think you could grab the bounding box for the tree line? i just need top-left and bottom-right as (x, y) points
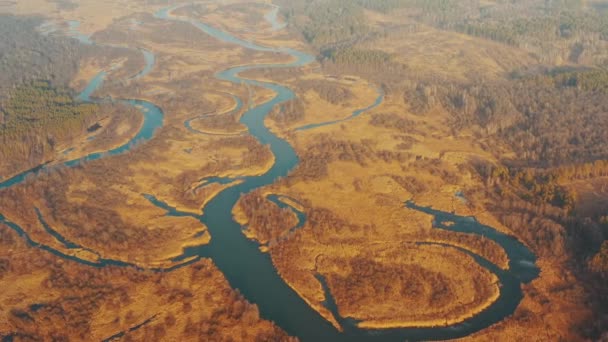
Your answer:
(0, 81), (102, 177)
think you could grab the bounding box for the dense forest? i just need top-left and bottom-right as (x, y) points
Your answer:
(417, 68), (608, 167)
(0, 14), (140, 178)
(0, 81), (101, 177)
(471, 158), (608, 336)
(280, 0), (608, 64)
(0, 15), (83, 102)
(0, 77), (137, 179)
(0, 15), (88, 177)
(279, 0), (608, 167)
(277, 0), (370, 48)
(1, 81), (98, 133)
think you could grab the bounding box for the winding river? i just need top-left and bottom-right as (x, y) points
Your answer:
(0, 4), (540, 341)
(184, 92), (245, 136)
(155, 5), (540, 341)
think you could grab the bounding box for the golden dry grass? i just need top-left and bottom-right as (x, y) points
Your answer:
(0, 0), (593, 339)
(363, 13), (537, 82)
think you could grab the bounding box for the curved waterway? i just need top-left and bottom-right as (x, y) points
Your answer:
(0, 22), (177, 270)
(131, 48), (156, 80)
(0, 5), (541, 341)
(184, 92), (245, 136)
(155, 5), (540, 341)
(1, 16), (162, 191)
(295, 87), (384, 131)
(0, 70), (163, 191)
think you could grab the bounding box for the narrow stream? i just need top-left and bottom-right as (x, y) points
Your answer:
(184, 92), (244, 136)
(0, 20), (170, 269)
